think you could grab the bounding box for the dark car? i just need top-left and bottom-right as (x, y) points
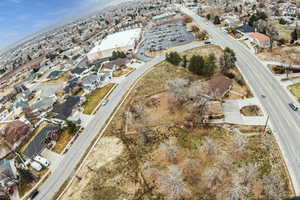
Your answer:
(29, 189), (39, 199)
(204, 41), (211, 44)
(289, 103), (298, 111)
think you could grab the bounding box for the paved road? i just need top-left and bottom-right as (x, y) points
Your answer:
(34, 42), (204, 200)
(178, 5), (300, 195)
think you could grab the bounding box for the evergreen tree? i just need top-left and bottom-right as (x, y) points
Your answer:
(188, 55), (205, 75)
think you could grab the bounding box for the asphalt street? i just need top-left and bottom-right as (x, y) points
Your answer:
(178, 5), (300, 195)
(34, 42), (204, 200)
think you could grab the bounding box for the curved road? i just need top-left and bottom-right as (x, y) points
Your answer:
(178, 5), (300, 195)
(34, 42), (204, 200)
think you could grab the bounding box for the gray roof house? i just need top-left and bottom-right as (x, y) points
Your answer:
(30, 97), (55, 112)
(52, 96), (81, 120)
(0, 159), (17, 187)
(81, 74), (102, 92)
(23, 124), (61, 158)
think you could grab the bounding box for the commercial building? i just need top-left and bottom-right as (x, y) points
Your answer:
(87, 28), (142, 62)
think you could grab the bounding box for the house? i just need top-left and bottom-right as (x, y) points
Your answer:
(52, 96), (81, 120)
(0, 159), (17, 191)
(0, 141), (11, 160)
(70, 67), (89, 77)
(207, 73), (233, 99)
(0, 107), (9, 122)
(0, 120), (32, 155)
(30, 97), (55, 112)
(23, 124), (61, 158)
(248, 32), (270, 48)
(238, 24), (255, 34)
(64, 78), (81, 95)
(105, 58), (130, 70)
(47, 70), (63, 80)
(81, 74), (102, 92)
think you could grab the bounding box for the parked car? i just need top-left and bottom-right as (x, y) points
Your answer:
(29, 189), (39, 199)
(289, 103), (298, 111)
(33, 155), (50, 168)
(204, 41), (211, 44)
(30, 161), (42, 171)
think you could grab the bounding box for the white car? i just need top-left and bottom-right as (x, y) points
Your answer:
(33, 156), (50, 168)
(101, 99), (109, 106)
(30, 161), (42, 171)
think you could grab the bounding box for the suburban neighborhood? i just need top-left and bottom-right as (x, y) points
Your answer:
(0, 0), (300, 199)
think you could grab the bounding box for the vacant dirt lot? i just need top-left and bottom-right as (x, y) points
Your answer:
(60, 46), (292, 200)
(259, 46), (300, 65)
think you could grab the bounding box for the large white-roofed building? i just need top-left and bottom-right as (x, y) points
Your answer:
(87, 28), (142, 62)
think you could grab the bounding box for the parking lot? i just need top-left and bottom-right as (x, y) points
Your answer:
(137, 22), (195, 61)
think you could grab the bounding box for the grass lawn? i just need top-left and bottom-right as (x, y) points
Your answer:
(113, 67), (135, 77)
(288, 83), (300, 101)
(18, 168), (49, 197)
(53, 130), (74, 154)
(83, 83), (116, 115)
(279, 29), (293, 41)
(43, 75), (69, 84)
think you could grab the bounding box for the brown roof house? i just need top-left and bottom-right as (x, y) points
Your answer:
(207, 73), (233, 100)
(0, 121), (32, 159)
(248, 32), (270, 48)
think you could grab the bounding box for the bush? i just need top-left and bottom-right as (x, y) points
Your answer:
(166, 52), (182, 66)
(224, 72), (235, 79)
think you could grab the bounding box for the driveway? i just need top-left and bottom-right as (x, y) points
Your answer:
(41, 149), (64, 172)
(223, 98), (267, 126)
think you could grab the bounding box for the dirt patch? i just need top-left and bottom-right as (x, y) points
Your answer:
(240, 105), (263, 116)
(61, 136), (124, 200)
(259, 46), (300, 65)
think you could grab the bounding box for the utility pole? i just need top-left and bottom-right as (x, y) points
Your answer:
(263, 115), (269, 133)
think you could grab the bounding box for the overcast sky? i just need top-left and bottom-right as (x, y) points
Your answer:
(0, 0), (114, 49)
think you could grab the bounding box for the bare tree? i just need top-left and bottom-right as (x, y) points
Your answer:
(233, 134), (248, 153)
(199, 137), (220, 155)
(130, 104), (146, 121)
(166, 78), (189, 104)
(202, 166), (225, 190)
(216, 153), (233, 172)
(159, 138), (181, 164)
(237, 163), (259, 185)
(226, 181), (250, 200)
(262, 172), (286, 200)
(156, 165), (192, 200)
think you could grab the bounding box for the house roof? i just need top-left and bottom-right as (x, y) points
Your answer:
(207, 74), (233, 99)
(30, 97), (54, 111)
(47, 70), (62, 79)
(105, 58), (129, 69)
(82, 74), (100, 86)
(0, 159), (14, 181)
(238, 24), (255, 33)
(0, 141), (12, 160)
(64, 78), (80, 94)
(23, 124), (60, 158)
(14, 100), (29, 109)
(248, 32), (270, 44)
(71, 67), (87, 75)
(52, 96), (80, 120)
(0, 120), (30, 147)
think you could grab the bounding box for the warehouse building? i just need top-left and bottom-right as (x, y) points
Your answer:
(87, 28), (142, 62)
